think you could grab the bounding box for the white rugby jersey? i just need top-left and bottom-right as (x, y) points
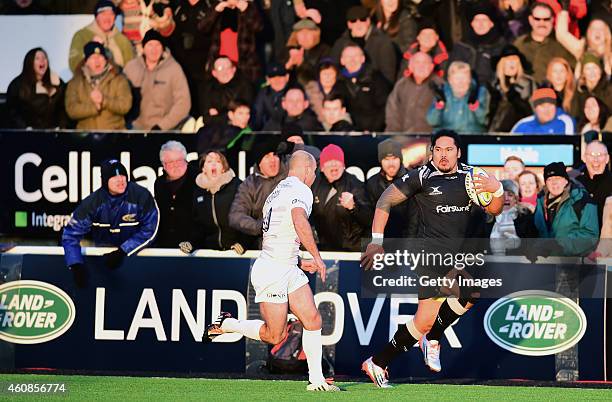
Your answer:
(260, 176), (313, 265)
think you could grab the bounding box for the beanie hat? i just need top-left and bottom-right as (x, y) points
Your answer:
(142, 29), (165, 49)
(346, 6), (370, 22)
(94, 0), (116, 16)
(466, 1), (498, 23)
(83, 41), (107, 60)
(101, 159), (128, 190)
(544, 162), (569, 181)
(531, 87), (556, 107)
(377, 139), (402, 163)
(320, 144), (345, 166)
(581, 52), (603, 70)
(501, 179), (519, 197)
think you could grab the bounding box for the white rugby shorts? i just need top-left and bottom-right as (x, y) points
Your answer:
(251, 258), (309, 303)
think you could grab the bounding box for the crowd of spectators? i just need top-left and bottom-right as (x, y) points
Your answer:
(1, 1), (610, 260)
(2, 0), (610, 136)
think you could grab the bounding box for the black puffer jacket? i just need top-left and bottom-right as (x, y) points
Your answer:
(339, 64), (392, 132)
(191, 170), (244, 250)
(311, 171), (373, 251)
(197, 72), (255, 125)
(449, 30), (507, 85)
(153, 162), (198, 248)
(228, 163), (288, 247)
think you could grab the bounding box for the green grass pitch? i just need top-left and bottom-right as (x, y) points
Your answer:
(0, 374), (610, 401)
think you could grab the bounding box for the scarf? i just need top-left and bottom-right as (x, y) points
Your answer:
(195, 169), (235, 195)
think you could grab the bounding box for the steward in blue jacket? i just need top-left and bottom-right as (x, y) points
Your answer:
(62, 159), (159, 287)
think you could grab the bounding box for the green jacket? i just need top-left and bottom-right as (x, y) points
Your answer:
(65, 64), (132, 130)
(534, 183), (599, 256)
(69, 21), (134, 73)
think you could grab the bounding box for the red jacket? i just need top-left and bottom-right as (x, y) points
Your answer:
(539, 0), (587, 38)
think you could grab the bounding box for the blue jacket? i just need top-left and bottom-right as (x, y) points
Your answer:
(511, 107), (576, 134)
(426, 80), (490, 133)
(62, 182), (160, 266)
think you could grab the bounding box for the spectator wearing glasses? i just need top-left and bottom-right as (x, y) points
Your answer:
(154, 141), (198, 248)
(513, 2), (575, 83)
(330, 5), (397, 84)
(575, 140), (611, 231)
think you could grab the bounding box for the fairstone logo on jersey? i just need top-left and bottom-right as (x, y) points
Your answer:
(484, 290), (587, 356)
(0, 280), (76, 344)
(435, 204), (470, 214)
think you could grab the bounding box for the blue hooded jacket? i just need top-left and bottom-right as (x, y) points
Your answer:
(62, 182), (159, 266)
(511, 107), (576, 134)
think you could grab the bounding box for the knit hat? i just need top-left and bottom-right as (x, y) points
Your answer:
(581, 52), (603, 69)
(320, 144), (345, 166)
(501, 179), (519, 197)
(377, 139), (402, 163)
(100, 159), (128, 190)
(94, 0), (116, 16)
(416, 17), (437, 33)
(293, 18), (319, 31)
(544, 162), (569, 181)
(84, 41), (107, 60)
(531, 87), (556, 107)
(466, 1), (498, 23)
(142, 29), (165, 49)
(266, 62), (287, 77)
(346, 6), (370, 22)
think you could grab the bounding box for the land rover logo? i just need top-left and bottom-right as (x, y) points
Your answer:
(0, 280), (76, 344)
(484, 290), (587, 356)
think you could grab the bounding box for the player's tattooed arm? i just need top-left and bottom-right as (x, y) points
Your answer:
(375, 184), (408, 213)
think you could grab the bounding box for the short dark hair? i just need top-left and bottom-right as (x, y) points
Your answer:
(504, 155), (525, 166)
(323, 93), (346, 107)
(228, 99), (250, 112)
(430, 129), (462, 150)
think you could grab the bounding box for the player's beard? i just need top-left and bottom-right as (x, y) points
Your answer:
(435, 159), (456, 173)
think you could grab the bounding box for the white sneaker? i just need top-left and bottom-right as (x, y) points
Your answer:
(306, 381), (341, 392)
(361, 357), (392, 388)
(419, 335), (441, 372)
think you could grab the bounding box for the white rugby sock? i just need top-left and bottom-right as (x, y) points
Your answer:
(221, 318), (263, 341)
(302, 328), (326, 384)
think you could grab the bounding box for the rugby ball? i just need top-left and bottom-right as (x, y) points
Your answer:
(465, 167), (493, 207)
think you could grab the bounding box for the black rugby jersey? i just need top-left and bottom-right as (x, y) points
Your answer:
(393, 161), (474, 239)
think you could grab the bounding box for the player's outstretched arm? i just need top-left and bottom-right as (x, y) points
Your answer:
(362, 184), (409, 270)
(292, 207), (326, 282)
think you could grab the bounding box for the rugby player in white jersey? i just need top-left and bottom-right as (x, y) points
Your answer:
(204, 151), (340, 392)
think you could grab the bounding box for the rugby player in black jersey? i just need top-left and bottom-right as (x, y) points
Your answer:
(361, 130), (504, 387)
